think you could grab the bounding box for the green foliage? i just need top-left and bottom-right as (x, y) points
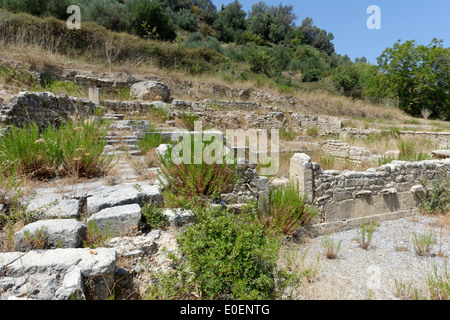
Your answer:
(419, 176), (450, 214)
(124, 0), (176, 40)
(358, 219), (376, 250)
(176, 207), (282, 299)
(180, 112), (199, 131)
(412, 231), (437, 257)
(183, 32), (223, 54)
(0, 120), (115, 179)
(158, 137), (237, 209)
(83, 220), (114, 248)
(141, 202), (168, 230)
(32, 78), (83, 97)
(306, 125), (318, 137)
(138, 133), (165, 155)
(301, 69), (322, 82)
(397, 139), (431, 162)
(171, 8), (199, 32)
(377, 154), (395, 166)
(260, 182), (317, 235)
(331, 64), (360, 92)
(213, 0), (246, 42)
(245, 46), (275, 76)
(279, 126), (296, 140)
(321, 235), (342, 259)
(376, 39), (450, 119)
(427, 261), (450, 300)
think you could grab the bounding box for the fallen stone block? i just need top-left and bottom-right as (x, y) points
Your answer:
(87, 203), (142, 236)
(163, 208), (195, 227)
(0, 248), (116, 300)
(86, 183), (161, 214)
(26, 195), (80, 219)
(14, 219), (87, 251)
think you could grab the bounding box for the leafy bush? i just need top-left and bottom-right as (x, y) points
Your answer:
(124, 0), (176, 40)
(176, 207), (282, 299)
(141, 202), (168, 230)
(259, 182), (317, 235)
(301, 69), (322, 82)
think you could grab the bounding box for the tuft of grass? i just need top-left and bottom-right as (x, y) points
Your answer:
(180, 112), (199, 131)
(358, 219), (376, 250)
(83, 220), (114, 249)
(412, 231), (437, 257)
(280, 126), (296, 141)
(138, 133), (165, 156)
(306, 125), (318, 137)
(321, 235), (342, 259)
(427, 261), (450, 300)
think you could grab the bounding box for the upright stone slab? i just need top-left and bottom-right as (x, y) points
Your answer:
(290, 153), (314, 203)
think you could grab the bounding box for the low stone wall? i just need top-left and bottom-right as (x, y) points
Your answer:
(340, 128), (450, 145)
(318, 140), (379, 165)
(220, 159), (270, 212)
(291, 114), (343, 132)
(0, 92), (96, 129)
(290, 153), (450, 236)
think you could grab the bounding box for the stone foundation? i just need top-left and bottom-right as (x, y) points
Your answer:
(290, 153), (450, 237)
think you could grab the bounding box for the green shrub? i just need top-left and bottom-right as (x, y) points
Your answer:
(0, 120), (115, 179)
(141, 202), (168, 230)
(138, 133), (165, 155)
(358, 219), (376, 250)
(301, 69), (322, 82)
(259, 182), (317, 236)
(377, 154), (394, 166)
(124, 0), (176, 40)
(280, 126), (296, 140)
(397, 139), (431, 162)
(176, 207), (282, 299)
(158, 137), (237, 210)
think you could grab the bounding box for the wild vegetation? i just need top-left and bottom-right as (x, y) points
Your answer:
(2, 0), (448, 119)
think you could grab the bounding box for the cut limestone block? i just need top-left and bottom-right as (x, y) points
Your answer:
(14, 219), (87, 251)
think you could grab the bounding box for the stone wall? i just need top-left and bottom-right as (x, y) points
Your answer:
(318, 140), (379, 165)
(0, 92), (96, 129)
(291, 114), (344, 132)
(339, 128), (450, 145)
(220, 159), (270, 213)
(290, 153), (450, 236)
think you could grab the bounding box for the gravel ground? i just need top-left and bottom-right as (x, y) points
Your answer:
(288, 214), (449, 300)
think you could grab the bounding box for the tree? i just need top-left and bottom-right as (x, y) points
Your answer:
(124, 0), (177, 41)
(213, 0), (246, 43)
(376, 39), (450, 119)
(331, 65), (360, 92)
(84, 0), (126, 32)
(247, 1), (296, 44)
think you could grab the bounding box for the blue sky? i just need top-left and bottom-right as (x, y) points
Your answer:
(212, 0), (450, 64)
